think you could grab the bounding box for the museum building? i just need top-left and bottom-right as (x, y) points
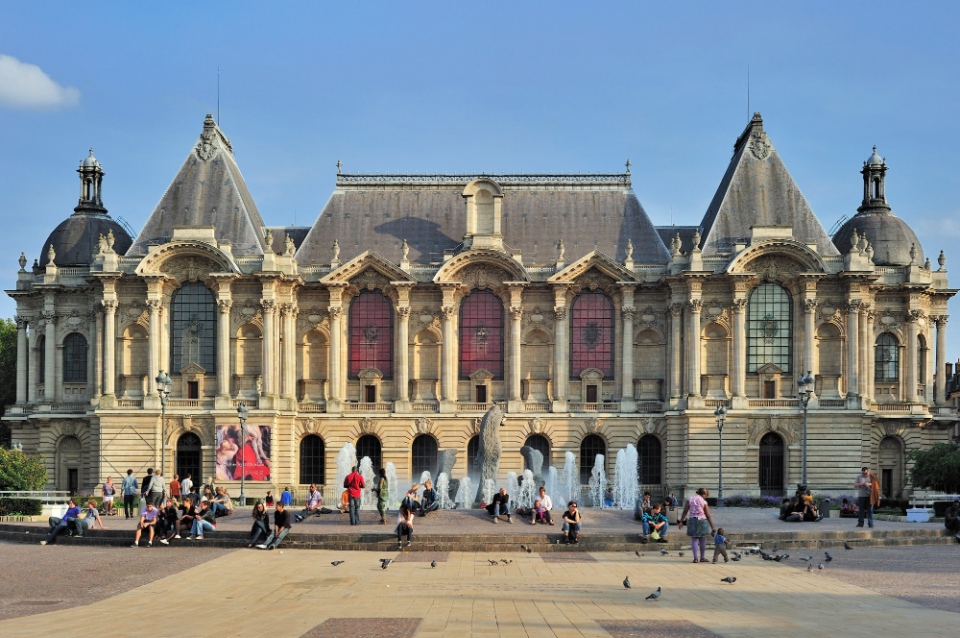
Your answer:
(4, 113), (956, 501)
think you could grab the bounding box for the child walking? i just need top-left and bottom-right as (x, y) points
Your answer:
(712, 527), (729, 563)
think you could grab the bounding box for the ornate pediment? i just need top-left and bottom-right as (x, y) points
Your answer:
(755, 362), (784, 376)
(179, 362), (207, 376)
(321, 250), (415, 287)
(135, 241), (238, 280)
(548, 250), (637, 287)
(727, 240), (826, 278)
(433, 248), (529, 284)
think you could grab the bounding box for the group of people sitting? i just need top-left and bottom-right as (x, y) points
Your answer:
(481, 485), (582, 542)
(778, 488), (824, 522)
(134, 485), (236, 546)
(635, 491), (678, 543)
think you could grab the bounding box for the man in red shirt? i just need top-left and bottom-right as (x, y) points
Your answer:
(169, 474), (181, 499)
(344, 466), (365, 526)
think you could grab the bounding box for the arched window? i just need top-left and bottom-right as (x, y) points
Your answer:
(170, 282), (217, 373)
(460, 291), (504, 379)
(747, 283), (792, 373)
(875, 333), (899, 382)
(411, 434), (438, 480)
(176, 433), (202, 484)
(356, 434), (382, 471)
(523, 434), (550, 467)
(63, 333), (88, 383)
(758, 432), (785, 497)
(466, 435), (480, 480)
(579, 434), (606, 485)
(36, 334), (46, 382)
(299, 435), (325, 485)
(570, 292), (614, 377)
(637, 435), (662, 485)
(348, 291), (393, 379)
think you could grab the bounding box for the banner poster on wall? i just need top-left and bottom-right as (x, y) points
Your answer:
(216, 425), (271, 481)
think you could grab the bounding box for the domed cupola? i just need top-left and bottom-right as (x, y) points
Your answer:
(38, 149), (133, 267)
(831, 147), (923, 267)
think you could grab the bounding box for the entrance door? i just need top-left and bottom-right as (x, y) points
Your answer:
(68, 468), (79, 495)
(176, 433), (203, 484)
(758, 433), (784, 497)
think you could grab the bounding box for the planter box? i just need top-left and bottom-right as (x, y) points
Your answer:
(905, 507), (933, 523)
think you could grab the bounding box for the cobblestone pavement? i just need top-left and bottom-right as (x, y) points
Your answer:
(1, 541), (957, 636)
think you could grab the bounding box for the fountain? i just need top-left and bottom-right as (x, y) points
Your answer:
(473, 404), (504, 505)
(436, 472), (453, 509)
(505, 471), (519, 506)
(482, 478), (495, 506)
(559, 451), (579, 506)
(612, 444), (639, 510)
(589, 454), (606, 508)
(517, 469), (537, 509)
(386, 462), (400, 509)
(545, 466), (560, 509)
(359, 456), (376, 509)
(454, 476), (474, 509)
(334, 443), (357, 501)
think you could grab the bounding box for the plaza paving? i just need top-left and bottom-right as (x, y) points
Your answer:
(1, 523), (958, 637)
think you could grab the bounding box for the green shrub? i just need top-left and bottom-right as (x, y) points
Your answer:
(908, 443), (960, 493)
(0, 447), (47, 491)
(0, 497), (42, 516)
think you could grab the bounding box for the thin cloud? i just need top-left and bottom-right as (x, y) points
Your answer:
(0, 54), (80, 110)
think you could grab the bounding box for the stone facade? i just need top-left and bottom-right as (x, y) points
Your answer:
(4, 113), (957, 501)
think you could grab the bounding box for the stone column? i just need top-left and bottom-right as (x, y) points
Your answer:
(687, 299), (702, 398)
(440, 306), (457, 408)
(282, 304), (297, 401)
(43, 312), (57, 401)
(731, 299), (746, 399)
(15, 316), (27, 404)
(669, 302), (683, 400)
(552, 286), (569, 410)
(864, 307), (875, 402)
(906, 311), (920, 403)
(93, 308), (103, 399)
(803, 299), (817, 381)
(396, 306), (410, 405)
(147, 299), (161, 395)
(620, 286), (635, 410)
(507, 283), (525, 410)
(262, 300), (276, 397)
(327, 300), (343, 406)
(858, 305), (870, 399)
(103, 301), (117, 398)
(935, 315), (948, 405)
(845, 300), (860, 399)
(217, 300), (232, 398)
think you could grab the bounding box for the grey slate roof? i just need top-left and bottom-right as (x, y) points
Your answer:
(698, 113), (839, 257)
(656, 226), (700, 256)
(295, 174), (670, 266)
(127, 115), (269, 256)
(265, 226), (311, 255)
(39, 212), (133, 268)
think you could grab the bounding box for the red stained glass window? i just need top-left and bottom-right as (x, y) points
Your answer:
(348, 291), (393, 379)
(459, 291), (504, 379)
(570, 292), (614, 378)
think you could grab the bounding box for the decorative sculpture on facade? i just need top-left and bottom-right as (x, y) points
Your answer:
(473, 403), (504, 505)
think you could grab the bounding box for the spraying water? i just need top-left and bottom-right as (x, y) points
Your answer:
(482, 478), (495, 506)
(517, 469), (537, 509)
(359, 456), (375, 510)
(589, 454), (606, 508)
(559, 451), (579, 506)
(436, 472), (452, 509)
(612, 444), (639, 509)
(335, 443), (357, 502)
(455, 476), (474, 510)
(385, 462), (400, 509)
(545, 466), (560, 510)
(505, 471), (519, 506)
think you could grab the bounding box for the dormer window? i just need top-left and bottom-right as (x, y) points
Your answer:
(462, 178), (504, 251)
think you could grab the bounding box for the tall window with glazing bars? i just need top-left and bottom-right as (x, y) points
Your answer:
(170, 282), (217, 373)
(348, 291), (394, 379)
(747, 283), (792, 373)
(570, 291), (614, 377)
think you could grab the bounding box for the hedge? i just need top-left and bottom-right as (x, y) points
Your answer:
(0, 497), (43, 516)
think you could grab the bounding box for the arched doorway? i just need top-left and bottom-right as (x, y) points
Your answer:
(758, 432), (784, 497)
(579, 434), (606, 485)
(56, 436), (83, 494)
(523, 434), (550, 469)
(299, 434), (325, 485)
(411, 434), (438, 481)
(878, 436), (904, 499)
(176, 433), (202, 485)
(637, 435), (662, 485)
(356, 435), (382, 471)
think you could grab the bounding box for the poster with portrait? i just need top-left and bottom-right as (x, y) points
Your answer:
(216, 425), (271, 481)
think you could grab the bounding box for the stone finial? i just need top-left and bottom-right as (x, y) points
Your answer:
(850, 228), (859, 250)
(692, 227), (701, 251)
(264, 228), (274, 247)
(336, 159), (343, 174)
(938, 250), (946, 271)
(18, 252), (27, 271)
(625, 159), (631, 175)
(556, 239), (565, 262)
(401, 238), (410, 260)
(909, 243), (917, 265)
(672, 232), (682, 257)
(625, 238), (633, 261)
(284, 234), (296, 257)
(106, 229), (115, 251)
(332, 239), (341, 262)
(866, 242), (874, 262)
(47, 244), (56, 265)
(924, 257), (931, 270)
(857, 233), (868, 254)
(97, 233), (108, 255)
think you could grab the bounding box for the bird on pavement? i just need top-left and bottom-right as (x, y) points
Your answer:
(807, 563), (813, 573)
(799, 556), (813, 562)
(380, 559), (393, 570)
(331, 560), (344, 566)
(824, 552), (834, 562)
(720, 577), (736, 584)
(731, 553), (741, 562)
(488, 559), (499, 565)
(659, 548), (669, 556)
(678, 552), (685, 557)
(520, 544), (527, 551)
(431, 560), (437, 568)
(818, 562), (824, 573)
(623, 576), (631, 589)
(646, 587), (661, 601)
(844, 542), (853, 550)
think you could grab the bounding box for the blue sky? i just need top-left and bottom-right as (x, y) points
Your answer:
(2, 2), (959, 364)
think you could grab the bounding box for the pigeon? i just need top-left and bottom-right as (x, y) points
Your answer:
(720, 576), (736, 584)
(771, 546), (779, 554)
(488, 559), (499, 565)
(807, 563), (813, 573)
(645, 587), (661, 601)
(380, 558), (393, 570)
(844, 542), (853, 550)
(331, 560), (345, 566)
(799, 556), (813, 562)
(430, 560), (437, 568)
(635, 550), (642, 558)
(731, 554), (741, 562)
(659, 548), (669, 556)
(678, 552), (685, 557)
(520, 544), (527, 551)
(526, 548), (532, 554)
(817, 562), (824, 573)
(772, 555), (784, 562)
(623, 576), (631, 589)
(824, 552), (834, 562)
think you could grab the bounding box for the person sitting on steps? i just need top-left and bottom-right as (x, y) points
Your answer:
(530, 486), (554, 525)
(641, 503), (669, 543)
(486, 487), (512, 523)
(561, 501), (582, 544)
(294, 483), (324, 523)
(418, 479), (439, 517)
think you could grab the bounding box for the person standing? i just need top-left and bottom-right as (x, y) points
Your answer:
(180, 473), (193, 499)
(150, 470), (166, 507)
(140, 468), (154, 509)
(712, 527), (729, 563)
(121, 469), (138, 519)
(854, 467), (875, 528)
(375, 468), (389, 525)
(102, 477), (116, 516)
(169, 474), (181, 500)
(344, 465), (365, 526)
(280, 487), (293, 507)
(680, 487), (715, 563)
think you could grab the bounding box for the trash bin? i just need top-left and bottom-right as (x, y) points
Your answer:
(666, 506), (679, 525)
(818, 497), (831, 518)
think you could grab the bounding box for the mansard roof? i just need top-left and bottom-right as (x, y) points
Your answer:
(295, 173), (670, 267)
(128, 115), (269, 257)
(698, 113), (839, 257)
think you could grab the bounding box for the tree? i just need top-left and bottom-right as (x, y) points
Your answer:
(0, 317), (15, 447)
(908, 442), (960, 494)
(0, 447), (47, 491)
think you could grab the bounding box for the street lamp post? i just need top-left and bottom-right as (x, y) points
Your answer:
(715, 405), (726, 507)
(237, 402), (249, 505)
(798, 371), (815, 488)
(155, 372), (172, 477)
